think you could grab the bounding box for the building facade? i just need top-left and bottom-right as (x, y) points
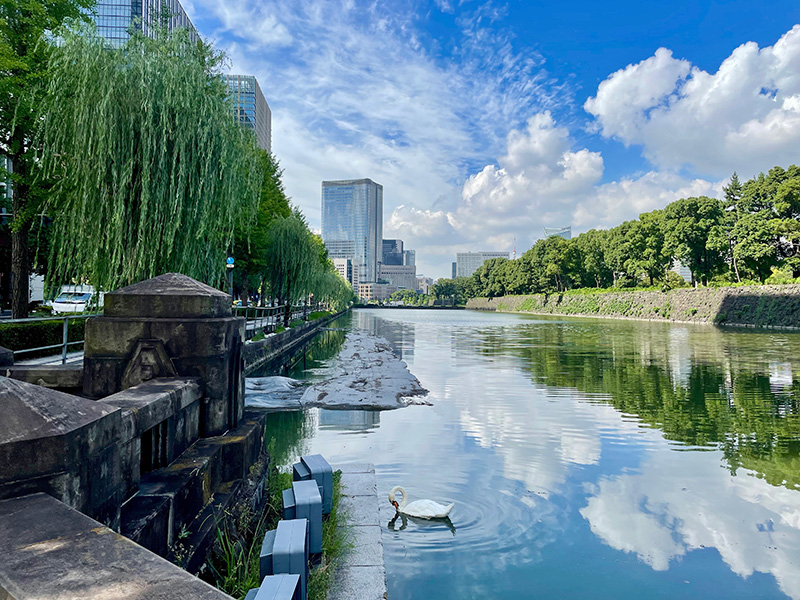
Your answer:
(332, 258), (353, 287)
(452, 262), (457, 279)
(358, 282), (396, 302)
(455, 252), (510, 278)
(544, 226), (572, 240)
(224, 75), (272, 153)
(416, 276), (433, 294)
(322, 179), (383, 284)
(403, 249), (415, 267)
(382, 239), (404, 266)
(379, 264), (417, 290)
(93, 0), (198, 47)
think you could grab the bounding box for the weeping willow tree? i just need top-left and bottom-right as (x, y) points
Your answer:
(36, 24), (261, 291)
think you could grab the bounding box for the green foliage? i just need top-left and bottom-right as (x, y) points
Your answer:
(37, 24), (261, 291)
(0, 316), (87, 356)
(463, 164), (800, 301)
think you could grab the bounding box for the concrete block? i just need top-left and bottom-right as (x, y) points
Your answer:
(292, 460), (310, 482)
(282, 488), (296, 520)
(292, 480), (322, 554)
(255, 574), (301, 600)
(300, 454), (332, 515)
(273, 519), (309, 600)
(245, 589), (260, 600)
(259, 529), (277, 581)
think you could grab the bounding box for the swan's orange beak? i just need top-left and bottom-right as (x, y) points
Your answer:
(391, 500), (399, 510)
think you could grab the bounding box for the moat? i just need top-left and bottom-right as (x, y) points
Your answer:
(258, 308), (800, 600)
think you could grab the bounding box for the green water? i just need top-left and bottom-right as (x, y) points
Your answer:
(258, 309), (800, 599)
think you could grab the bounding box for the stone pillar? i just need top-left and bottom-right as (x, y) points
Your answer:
(83, 273), (245, 436)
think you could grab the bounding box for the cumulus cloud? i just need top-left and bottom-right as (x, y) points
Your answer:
(585, 25), (800, 178)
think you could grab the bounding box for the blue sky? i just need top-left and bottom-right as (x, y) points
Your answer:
(183, 0), (800, 278)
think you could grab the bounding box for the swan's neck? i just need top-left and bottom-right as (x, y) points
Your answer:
(390, 486), (408, 509)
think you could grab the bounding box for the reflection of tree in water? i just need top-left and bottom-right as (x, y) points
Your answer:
(485, 321), (800, 490)
(265, 410), (312, 468)
(282, 328), (348, 378)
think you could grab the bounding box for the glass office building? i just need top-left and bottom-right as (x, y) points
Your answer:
(224, 75), (272, 153)
(382, 239), (404, 266)
(93, 0), (198, 47)
(455, 251), (510, 278)
(322, 179), (383, 284)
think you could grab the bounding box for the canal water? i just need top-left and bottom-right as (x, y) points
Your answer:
(253, 308), (800, 599)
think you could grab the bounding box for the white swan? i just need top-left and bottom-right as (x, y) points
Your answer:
(388, 485), (454, 519)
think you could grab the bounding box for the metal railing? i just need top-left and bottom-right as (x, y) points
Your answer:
(233, 304), (307, 340)
(6, 314), (91, 365)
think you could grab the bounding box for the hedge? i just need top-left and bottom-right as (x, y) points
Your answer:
(0, 317), (90, 358)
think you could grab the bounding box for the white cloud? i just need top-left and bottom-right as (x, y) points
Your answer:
(585, 25), (800, 178)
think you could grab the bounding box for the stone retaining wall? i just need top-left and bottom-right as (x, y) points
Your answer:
(466, 284), (800, 329)
(244, 310), (348, 375)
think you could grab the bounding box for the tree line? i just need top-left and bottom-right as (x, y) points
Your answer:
(433, 165), (800, 302)
(0, 1), (353, 317)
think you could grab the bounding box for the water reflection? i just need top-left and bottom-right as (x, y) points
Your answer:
(265, 310), (800, 599)
(388, 512), (457, 536)
(319, 409), (381, 431)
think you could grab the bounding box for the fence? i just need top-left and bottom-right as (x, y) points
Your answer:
(233, 304), (307, 340)
(3, 314), (89, 364)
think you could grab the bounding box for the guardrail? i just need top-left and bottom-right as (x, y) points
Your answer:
(5, 314), (91, 365)
(233, 305), (307, 340)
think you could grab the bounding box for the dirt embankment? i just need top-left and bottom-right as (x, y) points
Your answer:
(466, 284), (800, 329)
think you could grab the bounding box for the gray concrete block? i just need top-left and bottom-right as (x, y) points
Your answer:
(328, 566), (387, 600)
(300, 454), (332, 515)
(292, 480), (322, 554)
(339, 472), (377, 497)
(259, 529), (276, 581)
(339, 494), (380, 527)
(282, 488), (295, 520)
(339, 525), (383, 568)
(244, 589), (260, 600)
(255, 574), (301, 600)
(292, 460), (310, 482)
(273, 518), (309, 600)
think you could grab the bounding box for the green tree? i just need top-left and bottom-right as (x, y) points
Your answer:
(626, 210), (670, 286)
(664, 197), (725, 285)
(0, 0), (94, 316)
(37, 26), (261, 292)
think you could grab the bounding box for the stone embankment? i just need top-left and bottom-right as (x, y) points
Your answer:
(466, 284), (800, 329)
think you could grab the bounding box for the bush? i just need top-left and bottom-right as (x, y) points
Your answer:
(0, 317), (89, 358)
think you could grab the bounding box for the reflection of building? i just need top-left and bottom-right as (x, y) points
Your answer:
(358, 282), (396, 301)
(224, 75), (272, 153)
(318, 409), (381, 431)
(322, 179), (383, 283)
(455, 251), (509, 278)
(379, 264), (416, 289)
(544, 226), (572, 240)
(382, 239), (404, 265)
(352, 310), (416, 360)
(94, 0), (199, 47)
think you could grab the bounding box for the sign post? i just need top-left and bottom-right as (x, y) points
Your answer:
(226, 256), (234, 300)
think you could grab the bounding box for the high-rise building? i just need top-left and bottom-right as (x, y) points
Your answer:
(403, 249), (415, 267)
(93, 0), (199, 47)
(225, 75), (272, 153)
(544, 226), (572, 240)
(379, 264), (416, 290)
(382, 239), (404, 266)
(452, 262), (457, 279)
(456, 251), (510, 278)
(322, 179), (383, 283)
(416, 276), (433, 294)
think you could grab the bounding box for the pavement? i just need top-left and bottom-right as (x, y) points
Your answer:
(330, 463), (388, 600)
(15, 350), (84, 366)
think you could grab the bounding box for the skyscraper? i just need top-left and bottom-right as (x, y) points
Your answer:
(322, 179), (383, 283)
(225, 75), (272, 153)
(403, 249), (415, 267)
(93, 0), (199, 47)
(382, 239), (404, 266)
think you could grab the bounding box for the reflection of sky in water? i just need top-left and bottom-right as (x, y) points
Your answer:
(262, 309), (800, 599)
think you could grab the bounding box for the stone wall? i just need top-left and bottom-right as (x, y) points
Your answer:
(244, 310), (347, 375)
(466, 284), (800, 329)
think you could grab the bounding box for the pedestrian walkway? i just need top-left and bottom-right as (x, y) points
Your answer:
(330, 463), (387, 600)
(15, 350), (84, 366)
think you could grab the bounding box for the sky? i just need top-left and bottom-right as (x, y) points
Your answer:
(182, 0), (800, 279)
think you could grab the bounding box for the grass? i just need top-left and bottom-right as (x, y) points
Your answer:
(307, 310), (332, 321)
(208, 467), (347, 600)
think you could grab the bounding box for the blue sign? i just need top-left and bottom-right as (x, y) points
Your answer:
(226, 256), (235, 269)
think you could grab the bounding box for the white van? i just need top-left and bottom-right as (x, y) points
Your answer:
(51, 285), (104, 314)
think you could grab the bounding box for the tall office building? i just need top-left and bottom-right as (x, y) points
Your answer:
(456, 251), (510, 278)
(322, 179), (383, 283)
(403, 249), (415, 267)
(93, 0), (199, 47)
(379, 264), (417, 290)
(225, 75), (272, 153)
(382, 239), (404, 266)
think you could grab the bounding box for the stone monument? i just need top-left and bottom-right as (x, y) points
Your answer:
(83, 273), (245, 436)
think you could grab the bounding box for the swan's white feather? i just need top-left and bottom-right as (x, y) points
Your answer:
(401, 499), (454, 519)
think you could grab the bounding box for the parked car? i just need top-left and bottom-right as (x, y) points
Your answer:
(51, 285), (104, 314)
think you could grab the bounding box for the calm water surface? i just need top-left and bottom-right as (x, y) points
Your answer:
(254, 309), (800, 599)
